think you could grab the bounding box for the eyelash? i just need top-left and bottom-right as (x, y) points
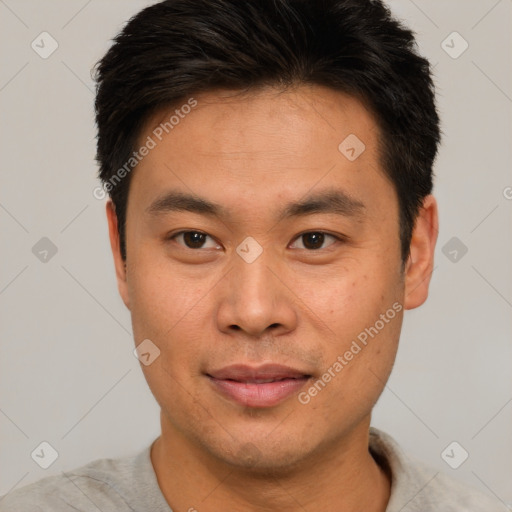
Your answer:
(167, 230), (345, 251)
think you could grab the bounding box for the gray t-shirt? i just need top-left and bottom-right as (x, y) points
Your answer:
(0, 428), (507, 511)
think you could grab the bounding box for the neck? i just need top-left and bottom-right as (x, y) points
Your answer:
(151, 414), (391, 512)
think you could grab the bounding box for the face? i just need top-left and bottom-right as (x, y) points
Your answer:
(107, 85), (437, 471)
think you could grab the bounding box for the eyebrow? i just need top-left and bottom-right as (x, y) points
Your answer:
(145, 189), (365, 221)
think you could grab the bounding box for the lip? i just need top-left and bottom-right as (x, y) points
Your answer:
(206, 364), (312, 408)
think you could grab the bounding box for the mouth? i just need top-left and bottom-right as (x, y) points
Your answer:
(206, 364), (312, 408)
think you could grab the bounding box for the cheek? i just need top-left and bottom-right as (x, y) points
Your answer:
(305, 309), (402, 432)
(127, 253), (205, 338)
(295, 261), (403, 385)
(127, 260), (220, 388)
(294, 266), (398, 333)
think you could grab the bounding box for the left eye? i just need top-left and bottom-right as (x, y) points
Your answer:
(169, 230), (339, 251)
(290, 232), (339, 250)
(171, 231), (220, 249)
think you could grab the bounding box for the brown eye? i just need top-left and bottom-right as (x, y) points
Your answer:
(183, 232), (206, 248)
(291, 232), (338, 250)
(172, 231), (220, 249)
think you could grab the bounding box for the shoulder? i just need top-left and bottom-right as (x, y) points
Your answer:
(369, 427), (509, 512)
(0, 448), (148, 512)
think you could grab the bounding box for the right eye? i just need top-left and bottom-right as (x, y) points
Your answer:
(168, 231), (221, 250)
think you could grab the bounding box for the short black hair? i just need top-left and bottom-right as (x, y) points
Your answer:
(94, 0), (441, 262)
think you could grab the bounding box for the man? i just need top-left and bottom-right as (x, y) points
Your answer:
(1, 0), (507, 511)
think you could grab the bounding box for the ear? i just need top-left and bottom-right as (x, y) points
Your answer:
(106, 200), (130, 310)
(403, 195), (438, 310)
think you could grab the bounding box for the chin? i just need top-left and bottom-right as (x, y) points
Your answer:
(201, 431), (318, 477)
(225, 449), (306, 476)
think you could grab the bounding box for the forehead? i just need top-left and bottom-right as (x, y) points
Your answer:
(145, 85), (379, 157)
(129, 85), (393, 220)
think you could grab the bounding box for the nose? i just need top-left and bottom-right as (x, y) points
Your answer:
(216, 249), (298, 338)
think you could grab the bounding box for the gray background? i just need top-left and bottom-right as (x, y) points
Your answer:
(1, 0), (511, 507)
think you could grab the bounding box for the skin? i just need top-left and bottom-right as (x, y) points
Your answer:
(106, 85), (438, 512)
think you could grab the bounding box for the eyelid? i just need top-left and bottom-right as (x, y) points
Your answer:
(289, 231), (344, 250)
(167, 229), (347, 251)
(168, 230), (221, 249)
